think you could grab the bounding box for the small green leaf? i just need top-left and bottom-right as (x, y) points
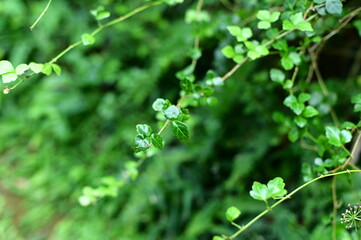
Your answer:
(341, 121), (356, 130)
(41, 63), (52, 76)
(282, 80), (293, 89)
(250, 181), (268, 201)
(52, 64), (62, 76)
(221, 45), (235, 58)
(288, 127), (299, 142)
(162, 0), (184, 5)
(152, 98), (167, 112)
(267, 177), (287, 199)
(258, 21), (271, 29)
(303, 106), (319, 118)
(282, 20), (294, 30)
(96, 11), (110, 21)
(325, 126), (341, 147)
(29, 62), (44, 74)
(164, 105), (181, 120)
(298, 93), (311, 103)
(136, 124), (152, 136)
(172, 121), (189, 140)
(296, 21), (314, 32)
(133, 134), (151, 152)
(351, 94), (361, 112)
(289, 52), (301, 65)
(325, 0), (342, 14)
(150, 133), (164, 150)
(226, 206), (241, 222)
(0, 60), (15, 75)
(269, 12), (281, 22)
(2, 73), (17, 83)
(284, 95), (305, 115)
(212, 236), (224, 240)
(294, 116), (307, 128)
(340, 130), (352, 144)
(81, 33), (96, 46)
(256, 10), (271, 21)
(281, 56), (294, 70)
(270, 68), (285, 84)
(15, 64), (29, 75)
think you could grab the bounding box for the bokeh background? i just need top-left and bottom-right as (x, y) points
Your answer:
(0, 0), (361, 239)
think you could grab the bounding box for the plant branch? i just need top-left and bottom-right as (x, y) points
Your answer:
(30, 0), (53, 31)
(228, 170), (361, 239)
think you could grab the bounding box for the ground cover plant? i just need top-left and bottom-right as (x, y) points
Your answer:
(0, 0), (361, 239)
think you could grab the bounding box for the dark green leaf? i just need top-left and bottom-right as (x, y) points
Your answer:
(171, 121), (189, 140)
(150, 133), (164, 150)
(133, 134), (151, 152)
(325, 0), (342, 14)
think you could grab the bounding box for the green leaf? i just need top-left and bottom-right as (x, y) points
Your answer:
(258, 21), (271, 29)
(325, 0), (342, 14)
(96, 11), (110, 21)
(341, 121), (356, 130)
(29, 62), (44, 73)
(226, 206), (241, 222)
(41, 63), (52, 76)
(0, 60), (15, 75)
(289, 52), (301, 65)
(303, 106), (319, 118)
(284, 95), (304, 115)
(256, 10), (271, 21)
(133, 134), (151, 152)
(282, 20), (294, 30)
(221, 45), (235, 58)
(282, 80), (293, 89)
(351, 94), (361, 112)
(290, 12), (304, 26)
(164, 105), (181, 120)
(249, 181), (268, 201)
(296, 21), (314, 32)
(15, 64), (29, 75)
(340, 130), (352, 144)
(294, 116), (307, 128)
(150, 133), (164, 150)
(52, 64), (62, 76)
(136, 124), (152, 136)
(81, 33), (96, 46)
(227, 26), (252, 42)
(269, 12), (281, 22)
(267, 177), (287, 199)
(171, 121), (189, 140)
(152, 98), (167, 112)
(270, 68), (285, 84)
(298, 93), (311, 103)
(288, 127), (299, 142)
(212, 236), (224, 240)
(2, 73), (17, 83)
(281, 56), (294, 70)
(325, 126), (341, 147)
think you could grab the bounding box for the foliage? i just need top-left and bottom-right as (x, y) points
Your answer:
(0, 0), (360, 239)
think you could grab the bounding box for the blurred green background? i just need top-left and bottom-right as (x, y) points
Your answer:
(0, 0), (361, 239)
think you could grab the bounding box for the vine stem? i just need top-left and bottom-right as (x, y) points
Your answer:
(49, 1), (163, 64)
(30, 0), (53, 31)
(228, 170), (361, 240)
(331, 176), (337, 240)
